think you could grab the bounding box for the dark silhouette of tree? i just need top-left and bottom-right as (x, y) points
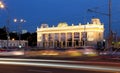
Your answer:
(21, 32), (31, 40)
(9, 32), (18, 40)
(27, 32), (37, 47)
(0, 27), (7, 40)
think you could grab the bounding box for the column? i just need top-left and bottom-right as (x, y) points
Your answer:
(65, 33), (67, 48)
(79, 32), (81, 46)
(52, 33), (55, 48)
(40, 34), (43, 48)
(61, 33), (63, 48)
(59, 33), (61, 48)
(46, 34), (49, 48)
(72, 32), (74, 47)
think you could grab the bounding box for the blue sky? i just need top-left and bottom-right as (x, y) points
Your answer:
(0, 0), (120, 36)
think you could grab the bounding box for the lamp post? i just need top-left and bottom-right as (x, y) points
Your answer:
(0, 1), (10, 49)
(14, 19), (26, 48)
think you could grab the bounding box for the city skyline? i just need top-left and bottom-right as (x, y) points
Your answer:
(0, 0), (120, 36)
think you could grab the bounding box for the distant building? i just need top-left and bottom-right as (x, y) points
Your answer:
(0, 40), (28, 48)
(12, 31), (17, 33)
(22, 30), (27, 34)
(12, 30), (28, 34)
(37, 18), (104, 48)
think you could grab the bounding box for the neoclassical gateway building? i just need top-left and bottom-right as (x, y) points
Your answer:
(37, 18), (104, 48)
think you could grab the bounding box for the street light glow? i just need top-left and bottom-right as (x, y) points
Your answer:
(20, 19), (26, 22)
(0, 4), (4, 8)
(0, 1), (5, 9)
(14, 19), (17, 22)
(20, 19), (24, 22)
(14, 18), (26, 23)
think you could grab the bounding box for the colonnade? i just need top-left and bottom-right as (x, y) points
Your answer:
(41, 32), (85, 48)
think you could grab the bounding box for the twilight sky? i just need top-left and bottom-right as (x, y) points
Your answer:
(0, 0), (120, 36)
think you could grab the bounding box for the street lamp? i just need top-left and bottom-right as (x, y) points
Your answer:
(14, 18), (26, 48)
(0, 1), (10, 49)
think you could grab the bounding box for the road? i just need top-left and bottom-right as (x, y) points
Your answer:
(0, 57), (120, 73)
(0, 64), (111, 73)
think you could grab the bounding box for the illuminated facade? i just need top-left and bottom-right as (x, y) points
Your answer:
(37, 18), (104, 48)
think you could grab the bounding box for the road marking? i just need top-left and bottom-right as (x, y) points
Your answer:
(28, 69), (52, 73)
(0, 61), (119, 72)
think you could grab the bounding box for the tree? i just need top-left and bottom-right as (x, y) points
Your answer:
(9, 32), (18, 40)
(0, 27), (7, 40)
(21, 32), (31, 40)
(27, 32), (37, 47)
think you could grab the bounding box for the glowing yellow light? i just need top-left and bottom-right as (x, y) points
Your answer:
(0, 4), (4, 8)
(12, 38), (15, 41)
(0, 1), (5, 9)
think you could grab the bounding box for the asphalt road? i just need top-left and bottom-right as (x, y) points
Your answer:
(0, 57), (120, 73)
(0, 64), (112, 73)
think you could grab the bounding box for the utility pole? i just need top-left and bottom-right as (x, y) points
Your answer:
(87, 0), (112, 49)
(6, 14), (10, 50)
(14, 19), (26, 48)
(108, 0), (113, 48)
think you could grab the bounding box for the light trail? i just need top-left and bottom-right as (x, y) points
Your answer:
(0, 61), (119, 72)
(0, 58), (119, 65)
